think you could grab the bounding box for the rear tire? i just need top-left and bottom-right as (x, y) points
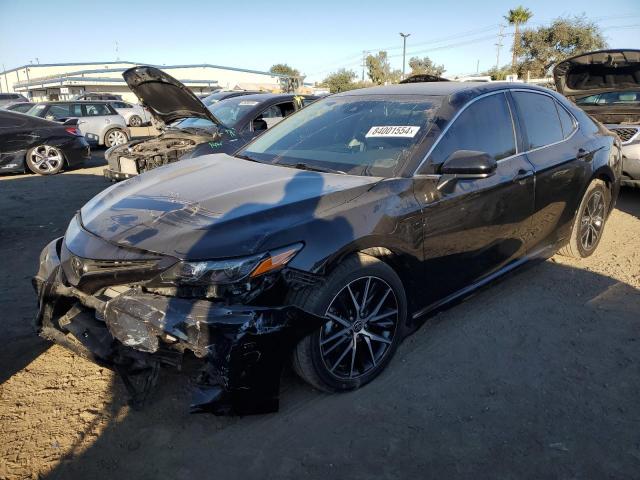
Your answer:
(290, 253), (407, 392)
(129, 115), (142, 127)
(25, 145), (65, 175)
(559, 179), (609, 258)
(104, 128), (128, 148)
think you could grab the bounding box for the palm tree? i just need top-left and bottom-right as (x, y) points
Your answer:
(505, 6), (533, 70)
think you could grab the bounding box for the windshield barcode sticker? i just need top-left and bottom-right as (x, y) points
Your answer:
(365, 126), (420, 138)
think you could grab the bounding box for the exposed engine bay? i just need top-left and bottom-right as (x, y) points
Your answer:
(107, 132), (212, 176)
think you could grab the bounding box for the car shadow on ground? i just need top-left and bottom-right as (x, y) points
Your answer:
(0, 149), (110, 384)
(37, 260), (640, 480)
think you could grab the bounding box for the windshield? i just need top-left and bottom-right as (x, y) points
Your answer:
(577, 91), (640, 106)
(238, 94), (442, 177)
(208, 96), (263, 127)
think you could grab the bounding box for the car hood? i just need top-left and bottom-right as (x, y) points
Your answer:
(553, 49), (640, 98)
(80, 153), (381, 260)
(122, 66), (222, 126)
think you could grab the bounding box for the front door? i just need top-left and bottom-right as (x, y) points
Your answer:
(414, 92), (535, 305)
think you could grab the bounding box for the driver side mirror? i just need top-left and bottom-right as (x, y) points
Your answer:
(440, 150), (497, 178)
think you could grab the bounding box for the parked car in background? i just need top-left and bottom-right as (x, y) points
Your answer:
(34, 81), (620, 414)
(73, 93), (123, 101)
(107, 100), (150, 126)
(3, 101), (33, 113)
(104, 65), (317, 180)
(554, 49), (640, 187)
(201, 90), (262, 106)
(26, 101), (130, 147)
(0, 110), (90, 175)
(0, 93), (29, 107)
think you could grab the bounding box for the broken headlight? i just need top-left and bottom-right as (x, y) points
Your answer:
(160, 243), (303, 286)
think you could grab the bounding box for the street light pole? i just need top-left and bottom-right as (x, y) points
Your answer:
(399, 32), (411, 79)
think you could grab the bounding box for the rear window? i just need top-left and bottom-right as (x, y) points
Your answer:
(512, 92), (563, 149)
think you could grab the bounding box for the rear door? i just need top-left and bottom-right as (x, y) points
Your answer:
(79, 103), (115, 141)
(414, 91), (535, 304)
(511, 91), (587, 251)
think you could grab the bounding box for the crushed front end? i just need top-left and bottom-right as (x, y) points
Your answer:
(33, 216), (323, 415)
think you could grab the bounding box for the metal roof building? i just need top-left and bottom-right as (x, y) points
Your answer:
(0, 61), (295, 102)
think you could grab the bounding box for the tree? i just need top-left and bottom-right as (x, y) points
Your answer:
(366, 51), (391, 85)
(505, 6), (533, 69)
(408, 56), (445, 77)
(484, 65), (512, 81)
(517, 16), (607, 78)
(321, 69), (358, 93)
(269, 64), (300, 77)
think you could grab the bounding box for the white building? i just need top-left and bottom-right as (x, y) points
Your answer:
(0, 61), (296, 102)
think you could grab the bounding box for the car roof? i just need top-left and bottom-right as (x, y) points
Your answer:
(226, 93), (297, 102)
(34, 100), (114, 104)
(334, 81), (552, 97)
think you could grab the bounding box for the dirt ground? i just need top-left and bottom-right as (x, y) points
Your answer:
(1, 152), (639, 479)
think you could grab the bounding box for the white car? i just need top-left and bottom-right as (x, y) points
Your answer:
(108, 101), (151, 127)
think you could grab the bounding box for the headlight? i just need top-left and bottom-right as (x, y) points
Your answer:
(160, 243), (303, 286)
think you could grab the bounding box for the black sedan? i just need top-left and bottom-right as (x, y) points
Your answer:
(104, 66), (317, 180)
(0, 110), (90, 175)
(33, 81), (621, 414)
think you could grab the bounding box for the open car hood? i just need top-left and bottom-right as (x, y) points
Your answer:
(553, 49), (640, 98)
(122, 66), (222, 126)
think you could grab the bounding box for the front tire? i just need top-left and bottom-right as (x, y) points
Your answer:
(290, 253), (407, 392)
(559, 179), (609, 258)
(25, 145), (65, 175)
(104, 128), (128, 148)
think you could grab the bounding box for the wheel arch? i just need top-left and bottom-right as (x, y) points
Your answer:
(320, 244), (422, 319)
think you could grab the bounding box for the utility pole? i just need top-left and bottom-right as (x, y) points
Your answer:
(361, 50), (366, 82)
(495, 25), (505, 70)
(476, 59), (480, 74)
(2, 64), (8, 93)
(399, 32), (411, 79)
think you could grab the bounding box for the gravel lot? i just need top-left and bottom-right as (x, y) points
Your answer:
(1, 151), (639, 479)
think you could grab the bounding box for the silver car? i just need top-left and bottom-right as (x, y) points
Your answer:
(26, 101), (130, 147)
(108, 100), (151, 127)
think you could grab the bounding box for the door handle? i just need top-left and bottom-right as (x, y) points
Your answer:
(577, 148), (590, 160)
(513, 169), (533, 183)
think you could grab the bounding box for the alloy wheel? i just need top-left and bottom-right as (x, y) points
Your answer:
(580, 190), (605, 251)
(320, 276), (399, 380)
(107, 130), (127, 146)
(29, 145), (63, 173)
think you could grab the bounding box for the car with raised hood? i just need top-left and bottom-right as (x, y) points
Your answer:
(0, 110), (90, 175)
(34, 81), (621, 415)
(103, 66), (317, 181)
(554, 49), (640, 187)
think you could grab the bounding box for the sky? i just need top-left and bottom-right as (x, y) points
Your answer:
(0, 0), (638, 83)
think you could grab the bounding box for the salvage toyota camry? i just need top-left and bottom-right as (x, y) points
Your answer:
(34, 82), (621, 415)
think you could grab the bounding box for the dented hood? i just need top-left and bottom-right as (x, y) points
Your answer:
(123, 66), (222, 126)
(553, 49), (640, 98)
(80, 154), (380, 260)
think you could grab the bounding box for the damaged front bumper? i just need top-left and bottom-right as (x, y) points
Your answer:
(33, 238), (324, 415)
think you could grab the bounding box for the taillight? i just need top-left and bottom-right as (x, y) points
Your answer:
(65, 127), (82, 136)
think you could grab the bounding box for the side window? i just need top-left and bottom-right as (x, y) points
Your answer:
(256, 103), (294, 129)
(556, 103), (576, 139)
(429, 93), (516, 164)
(84, 103), (111, 116)
(512, 92), (563, 150)
(46, 104), (72, 119)
(112, 102), (129, 108)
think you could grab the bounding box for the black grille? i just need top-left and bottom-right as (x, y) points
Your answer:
(610, 127), (639, 143)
